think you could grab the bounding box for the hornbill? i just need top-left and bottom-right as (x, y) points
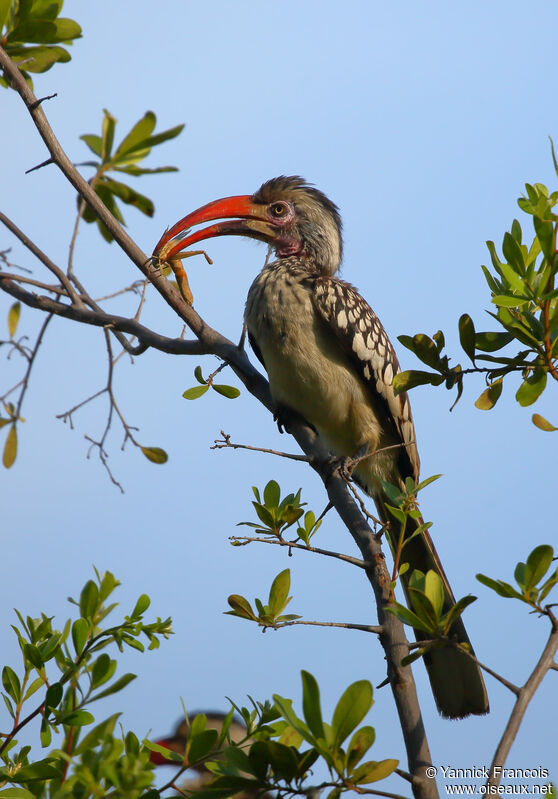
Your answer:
(150, 713), (268, 799)
(153, 176), (489, 719)
(150, 712), (247, 769)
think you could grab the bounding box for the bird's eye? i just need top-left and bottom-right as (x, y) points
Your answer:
(270, 202), (287, 217)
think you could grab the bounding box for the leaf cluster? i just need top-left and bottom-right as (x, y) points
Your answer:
(178, 673), (398, 799)
(0, 569), (172, 798)
(237, 480), (321, 543)
(225, 568), (301, 627)
(0, 0), (81, 89)
(182, 366), (240, 401)
(385, 570), (477, 665)
(394, 142), (558, 430)
(78, 110), (184, 242)
(477, 544), (558, 613)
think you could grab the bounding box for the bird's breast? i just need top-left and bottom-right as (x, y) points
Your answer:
(245, 264), (399, 486)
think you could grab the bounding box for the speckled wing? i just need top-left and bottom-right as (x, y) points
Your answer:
(313, 276), (420, 481)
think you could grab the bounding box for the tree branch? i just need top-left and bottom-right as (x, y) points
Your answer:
(230, 534), (369, 570)
(487, 615), (558, 787)
(265, 619), (383, 634)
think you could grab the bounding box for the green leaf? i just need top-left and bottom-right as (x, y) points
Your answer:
(80, 133), (102, 157)
(80, 579), (99, 619)
(5, 43), (71, 74)
(2, 666), (21, 703)
(534, 216), (555, 259)
(101, 109), (116, 161)
(476, 574), (525, 601)
(408, 588), (439, 628)
(8, 302), (20, 337)
(140, 446), (168, 464)
(91, 653), (115, 687)
(113, 111), (156, 159)
(393, 369), (442, 395)
(8, 18), (81, 44)
(183, 385), (210, 400)
(142, 740), (184, 764)
(474, 331), (514, 352)
(2, 692), (14, 718)
(301, 670), (324, 740)
(45, 682), (62, 710)
(331, 680), (373, 747)
(212, 384), (241, 399)
(123, 124), (185, 155)
(0, 789), (36, 798)
(351, 758), (398, 784)
(442, 595), (477, 632)
(516, 369), (547, 407)
(22, 643), (43, 669)
(409, 334), (442, 369)
(131, 593), (150, 618)
(113, 164), (178, 176)
(71, 617), (89, 655)
(60, 710), (94, 727)
(22, 676), (44, 702)
(89, 673), (136, 702)
(502, 231), (525, 273)
(491, 294), (530, 308)
(524, 545), (554, 590)
(458, 314), (476, 363)
(226, 595), (257, 621)
(346, 725), (375, 772)
(102, 178), (154, 217)
(268, 569), (291, 616)
(194, 365), (206, 385)
(474, 379), (503, 410)
(272, 695), (312, 744)
(0, 0), (13, 31)
(9, 758), (63, 781)
(188, 728), (219, 763)
(384, 603), (433, 634)
(263, 480), (281, 507)
(3, 424), (17, 468)
(423, 570), (445, 617)
(532, 413), (558, 432)
(253, 502), (275, 528)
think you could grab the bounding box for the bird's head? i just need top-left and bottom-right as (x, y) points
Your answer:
(153, 176), (343, 275)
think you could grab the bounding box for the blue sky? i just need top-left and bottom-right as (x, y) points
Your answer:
(2, 0), (557, 790)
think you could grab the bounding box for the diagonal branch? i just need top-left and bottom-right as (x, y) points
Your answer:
(487, 615), (558, 787)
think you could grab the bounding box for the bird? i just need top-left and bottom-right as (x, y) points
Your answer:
(150, 712), (247, 769)
(153, 176), (489, 719)
(150, 713), (269, 799)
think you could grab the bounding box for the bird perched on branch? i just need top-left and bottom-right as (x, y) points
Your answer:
(154, 176), (489, 719)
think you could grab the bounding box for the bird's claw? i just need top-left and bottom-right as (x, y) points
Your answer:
(273, 404), (315, 435)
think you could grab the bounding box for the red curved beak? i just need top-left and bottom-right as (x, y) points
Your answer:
(153, 195), (278, 261)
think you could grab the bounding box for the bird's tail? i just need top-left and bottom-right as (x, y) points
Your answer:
(379, 500), (489, 719)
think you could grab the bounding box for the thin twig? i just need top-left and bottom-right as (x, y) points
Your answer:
(407, 640), (520, 695)
(212, 430), (310, 462)
(0, 210), (82, 305)
(264, 619), (382, 634)
(346, 480), (384, 528)
(230, 534), (369, 569)
(0, 277), (210, 355)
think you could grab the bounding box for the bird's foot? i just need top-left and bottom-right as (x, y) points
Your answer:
(273, 404), (315, 435)
(329, 444), (370, 483)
